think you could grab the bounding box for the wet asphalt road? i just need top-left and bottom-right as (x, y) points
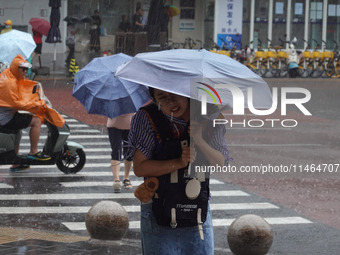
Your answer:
(0, 77), (339, 254)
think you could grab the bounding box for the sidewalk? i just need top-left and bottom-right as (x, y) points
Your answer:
(0, 226), (142, 254)
(33, 51), (102, 76)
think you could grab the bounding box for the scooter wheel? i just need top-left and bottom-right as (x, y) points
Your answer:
(56, 148), (86, 174)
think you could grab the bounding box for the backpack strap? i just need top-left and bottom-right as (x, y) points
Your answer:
(141, 103), (183, 183)
(140, 103), (173, 144)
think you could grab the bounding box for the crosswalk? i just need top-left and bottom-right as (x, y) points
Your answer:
(0, 115), (313, 236)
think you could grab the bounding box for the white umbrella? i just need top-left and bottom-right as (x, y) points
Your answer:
(115, 49), (272, 110)
(0, 30), (36, 64)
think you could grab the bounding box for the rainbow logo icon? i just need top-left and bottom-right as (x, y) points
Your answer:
(196, 82), (223, 106)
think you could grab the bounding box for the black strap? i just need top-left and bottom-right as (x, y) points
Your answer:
(141, 103), (173, 142)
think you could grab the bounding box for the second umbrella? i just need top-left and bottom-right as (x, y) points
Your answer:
(29, 18), (51, 36)
(73, 53), (151, 119)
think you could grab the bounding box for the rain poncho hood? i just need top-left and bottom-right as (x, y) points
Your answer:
(0, 54), (64, 127)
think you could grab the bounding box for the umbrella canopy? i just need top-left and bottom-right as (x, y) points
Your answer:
(73, 53), (151, 118)
(115, 49), (272, 109)
(0, 29), (36, 64)
(64, 15), (92, 24)
(29, 18), (51, 36)
(165, 5), (180, 17)
(45, 0), (62, 43)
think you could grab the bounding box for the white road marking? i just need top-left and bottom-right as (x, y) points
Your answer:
(63, 119), (80, 122)
(0, 164), (120, 171)
(17, 142), (111, 146)
(59, 179), (224, 187)
(0, 203), (278, 214)
(0, 183), (14, 189)
(62, 216), (312, 231)
(21, 135), (109, 139)
(66, 124), (90, 128)
(229, 144), (322, 147)
(0, 190), (249, 200)
(0, 205), (139, 214)
(210, 202), (279, 210)
(70, 129), (102, 133)
(14, 148), (111, 154)
(213, 217), (312, 226)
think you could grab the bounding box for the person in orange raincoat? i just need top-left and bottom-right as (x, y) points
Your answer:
(0, 55), (60, 171)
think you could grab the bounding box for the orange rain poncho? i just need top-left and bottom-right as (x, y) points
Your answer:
(0, 55), (65, 127)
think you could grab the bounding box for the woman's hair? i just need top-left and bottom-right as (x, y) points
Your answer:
(148, 87), (190, 104)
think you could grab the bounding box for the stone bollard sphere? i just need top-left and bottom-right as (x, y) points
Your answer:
(86, 200), (129, 241)
(227, 214), (273, 255)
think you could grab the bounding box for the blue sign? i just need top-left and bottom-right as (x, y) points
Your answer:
(217, 34), (242, 49)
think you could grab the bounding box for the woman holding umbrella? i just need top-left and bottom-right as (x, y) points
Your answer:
(29, 18), (50, 68)
(127, 87), (229, 254)
(31, 28), (43, 68)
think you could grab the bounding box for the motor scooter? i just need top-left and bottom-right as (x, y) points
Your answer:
(0, 82), (86, 174)
(287, 37), (299, 78)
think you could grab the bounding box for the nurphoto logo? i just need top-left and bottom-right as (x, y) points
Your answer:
(196, 82), (312, 128)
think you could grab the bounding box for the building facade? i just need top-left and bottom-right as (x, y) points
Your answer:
(0, 0), (339, 54)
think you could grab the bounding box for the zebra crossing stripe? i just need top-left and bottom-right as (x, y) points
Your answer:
(0, 171), (224, 184)
(13, 148), (112, 153)
(0, 154), (112, 160)
(0, 165), (122, 171)
(62, 216), (313, 231)
(66, 124), (90, 128)
(38, 123), (91, 128)
(59, 179), (224, 187)
(210, 203), (278, 210)
(213, 217), (313, 226)
(20, 135), (109, 139)
(0, 203), (277, 214)
(0, 190), (249, 200)
(69, 130), (102, 133)
(0, 183), (13, 189)
(11, 142), (111, 146)
(0, 154), (111, 160)
(62, 119), (79, 122)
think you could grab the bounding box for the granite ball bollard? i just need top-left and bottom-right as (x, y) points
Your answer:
(227, 214), (273, 255)
(86, 201), (129, 241)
